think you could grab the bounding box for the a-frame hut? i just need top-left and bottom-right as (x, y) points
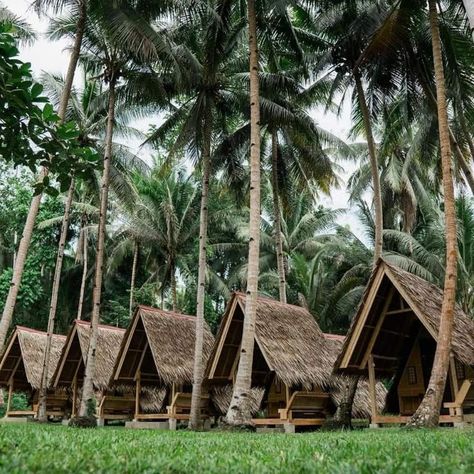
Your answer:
(52, 320), (126, 423)
(334, 259), (474, 426)
(111, 305), (214, 427)
(0, 326), (67, 419)
(205, 292), (385, 428)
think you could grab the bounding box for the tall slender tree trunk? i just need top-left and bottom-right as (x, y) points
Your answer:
(449, 129), (474, 194)
(37, 182), (75, 421)
(189, 107), (212, 430)
(225, 0), (261, 426)
(0, 0), (86, 354)
(462, 0), (474, 39)
(354, 72), (383, 263)
(129, 241), (138, 318)
(270, 131), (286, 304)
(78, 76), (116, 418)
(77, 227), (88, 321)
(170, 263), (177, 312)
(406, 0), (457, 428)
(36, 1), (87, 421)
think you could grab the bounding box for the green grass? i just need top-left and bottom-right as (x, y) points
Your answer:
(1, 423), (474, 473)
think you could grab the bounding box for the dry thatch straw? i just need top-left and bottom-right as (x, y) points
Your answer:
(112, 305), (214, 387)
(211, 385), (265, 416)
(334, 259), (474, 373)
(324, 334), (386, 418)
(53, 320), (125, 391)
(140, 386), (167, 413)
(206, 292), (333, 390)
(0, 327), (66, 391)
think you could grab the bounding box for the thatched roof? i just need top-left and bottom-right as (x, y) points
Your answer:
(112, 305), (214, 387)
(335, 259), (474, 374)
(0, 327), (66, 391)
(211, 385), (265, 416)
(53, 320), (125, 391)
(206, 292), (333, 390)
(323, 334), (386, 418)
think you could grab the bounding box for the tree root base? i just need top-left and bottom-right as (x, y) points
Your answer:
(68, 416), (97, 428)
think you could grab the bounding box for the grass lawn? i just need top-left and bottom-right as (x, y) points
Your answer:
(1, 423), (474, 473)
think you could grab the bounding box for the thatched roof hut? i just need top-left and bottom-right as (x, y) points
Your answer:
(206, 292), (384, 423)
(206, 292), (333, 390)
(52, 320), (125, 392)
(112, 305), (214, 388)
(0, 326), (66, 391)
(334, 259), (474, 375)
(334, 259), (474, 425)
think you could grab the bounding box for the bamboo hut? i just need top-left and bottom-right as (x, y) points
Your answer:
(111, 305), (214, 428)
(52, 320), (126, 423)
(334, 259), (474, 427)
(205, 292), (384, 428)
(0, 326), (66, 419)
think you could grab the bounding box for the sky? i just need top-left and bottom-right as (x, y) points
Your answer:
(5, 0), (367, 242)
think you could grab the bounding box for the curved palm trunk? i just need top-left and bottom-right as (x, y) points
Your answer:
(330, 376), (359, 429)
(36, 2), (87, 421)
(190, 108), (212, 430)
(37, 182), (75, 421)
(271, 131), (286, 304)
(225, 0), (261, 426)
(354, 72), (383, 263)
(0, 183), (43, 352)
(407, 0), (457, 428)
(78, 76), (116, 418)
(0, 0), (86, 353)
(129, 241), (138, 318)
(77, 226), (88, 321)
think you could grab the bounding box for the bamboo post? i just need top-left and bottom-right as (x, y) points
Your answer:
(449, 355), (463, 421)
(134, 370), (141, 420)
(72, 375), (78, 417)
(368, 354), (379, 428)
(5, 382), (13, 416)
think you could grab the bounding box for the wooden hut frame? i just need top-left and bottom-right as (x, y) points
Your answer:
(335, 259), (474, 427)
(52, 320), (126, 423)
(0, 327), (66, 419)
(111, 305), (214, 428)
(205, 293), (383, 428)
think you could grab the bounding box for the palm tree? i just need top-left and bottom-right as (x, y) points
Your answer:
(0, 0), (86, 358)
(0, 2), (36, 44)
(225, 0), (261, 426)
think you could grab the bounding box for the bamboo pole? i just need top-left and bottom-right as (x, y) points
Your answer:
(368, 354), (378, 427)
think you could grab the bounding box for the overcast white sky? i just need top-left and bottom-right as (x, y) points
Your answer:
(6, 0), (367, 242)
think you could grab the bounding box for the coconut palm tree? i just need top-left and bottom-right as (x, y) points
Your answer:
(225, 0), (261, 426)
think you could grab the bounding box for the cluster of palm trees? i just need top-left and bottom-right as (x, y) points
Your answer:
(1, 0), (474, 429)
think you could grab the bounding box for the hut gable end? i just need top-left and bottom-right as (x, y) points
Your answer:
(335, 260), (474, 376)
(112, 306), (214, 388)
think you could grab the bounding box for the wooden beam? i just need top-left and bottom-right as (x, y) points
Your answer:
(385, 308), (413, 316)
(359, 287), (395, 369)
(340, 266), (385, 368)
(134, 370), (141, 420)
(6, 381), (13, 414)
(72, 374), (78, 417)
(372, 354), (400, 361)
(135, 341), (149, 381)
(364, 325), (410, 338)
(208, 297), (238, 379)
(368, 354), (378, 423)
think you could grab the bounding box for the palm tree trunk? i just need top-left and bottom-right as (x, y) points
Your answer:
(35, 2), (87, 421)
(225, 0), (261, 426)
(170, 263), (177, 312)
(271, 131), (286, 304)
(0, 183), (43, 352)
(37, 181), (75, 421)
(77, 227), (88, 321)
(0, 1), (86, 354)
(406, 0), (457, 428)
(190, 107), (212, 430)
(462, 0), (474, 39)
(129, 241), (138, 318)
(354, 72), (383, 263)
(329, 376), (359, 429)
(78, 76), (116, 418)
